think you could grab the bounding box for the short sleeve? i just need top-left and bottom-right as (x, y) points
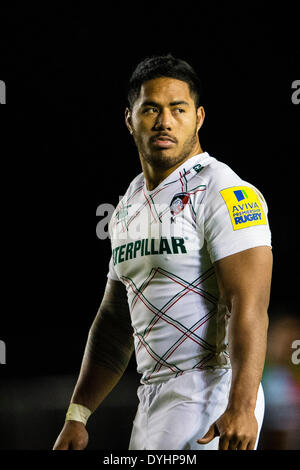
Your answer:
(106, 205), (121, 281)
(107, 256), (120, 281)
(203, 178), (272, 263)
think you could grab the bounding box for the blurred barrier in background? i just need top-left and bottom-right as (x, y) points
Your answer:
(0, 371), (141, 450)
(260, 312), (300, 450)
(1, 311), (299, 450)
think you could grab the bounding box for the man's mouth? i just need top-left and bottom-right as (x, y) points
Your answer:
(151, 134), (177, 149)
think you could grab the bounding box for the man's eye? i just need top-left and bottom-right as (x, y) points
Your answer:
(143, 108), (158, 114)
(175, 108), (185, 113)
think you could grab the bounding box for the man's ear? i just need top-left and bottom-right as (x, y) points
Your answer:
(125, 107), (133, 135)
(196, 106), (205, 132)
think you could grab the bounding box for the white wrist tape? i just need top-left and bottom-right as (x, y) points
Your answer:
(65, 403), (92, 426)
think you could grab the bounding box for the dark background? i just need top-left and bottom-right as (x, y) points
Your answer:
(0, 3), (299, 450)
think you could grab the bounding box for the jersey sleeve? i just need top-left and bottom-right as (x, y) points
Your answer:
(106, 205), (121, 281)
(107, 256), (120, 281)
(202, 168), (272, 263)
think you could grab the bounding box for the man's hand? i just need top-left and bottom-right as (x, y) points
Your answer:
(53, 421), (89, 450)
(197, 408), (258, 450)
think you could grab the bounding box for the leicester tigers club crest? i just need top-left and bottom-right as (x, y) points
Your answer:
(170, 193), (190, 222)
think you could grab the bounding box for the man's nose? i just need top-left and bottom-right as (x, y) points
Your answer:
(153, 109), (172, 130)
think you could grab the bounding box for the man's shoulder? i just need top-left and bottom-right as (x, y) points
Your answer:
(199, 153), (268, 208)
(199, 153), (245, 190)
(108, 172), (144, 232)
(119, 171), (144, 204)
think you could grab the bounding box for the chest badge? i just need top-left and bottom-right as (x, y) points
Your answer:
(170, 193), (190, 222)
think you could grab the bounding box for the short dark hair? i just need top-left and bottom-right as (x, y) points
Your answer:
(127, 54), (203, 110)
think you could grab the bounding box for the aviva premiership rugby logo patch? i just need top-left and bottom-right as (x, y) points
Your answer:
(220, 186), (267, 230)
(170, 192), (190, 222)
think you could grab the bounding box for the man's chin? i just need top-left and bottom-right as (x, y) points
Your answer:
(144, 151), (183, 170)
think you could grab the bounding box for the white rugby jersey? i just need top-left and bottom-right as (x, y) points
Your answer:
(107, 151), (272, 385)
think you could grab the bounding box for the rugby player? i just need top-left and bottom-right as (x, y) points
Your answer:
(53, 55), (272, 450)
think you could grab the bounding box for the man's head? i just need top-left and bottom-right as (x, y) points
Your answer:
(127, 54), (203, 111)
(125, 54), (205, 172)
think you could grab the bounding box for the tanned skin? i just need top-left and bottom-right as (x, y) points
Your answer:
(53, 77), (272, 450)
(53, 279), (134, 450)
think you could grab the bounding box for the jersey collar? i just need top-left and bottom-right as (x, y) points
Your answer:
(143, 151), (209, 195)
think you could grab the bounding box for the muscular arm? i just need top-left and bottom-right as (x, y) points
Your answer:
(198, 246), (273, 450)
(216, 246), (272, 412)
(53, 279), (134, 450)
(70, 278), (134, 412)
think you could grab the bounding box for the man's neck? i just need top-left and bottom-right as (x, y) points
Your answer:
(141, 146), (204, 191)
